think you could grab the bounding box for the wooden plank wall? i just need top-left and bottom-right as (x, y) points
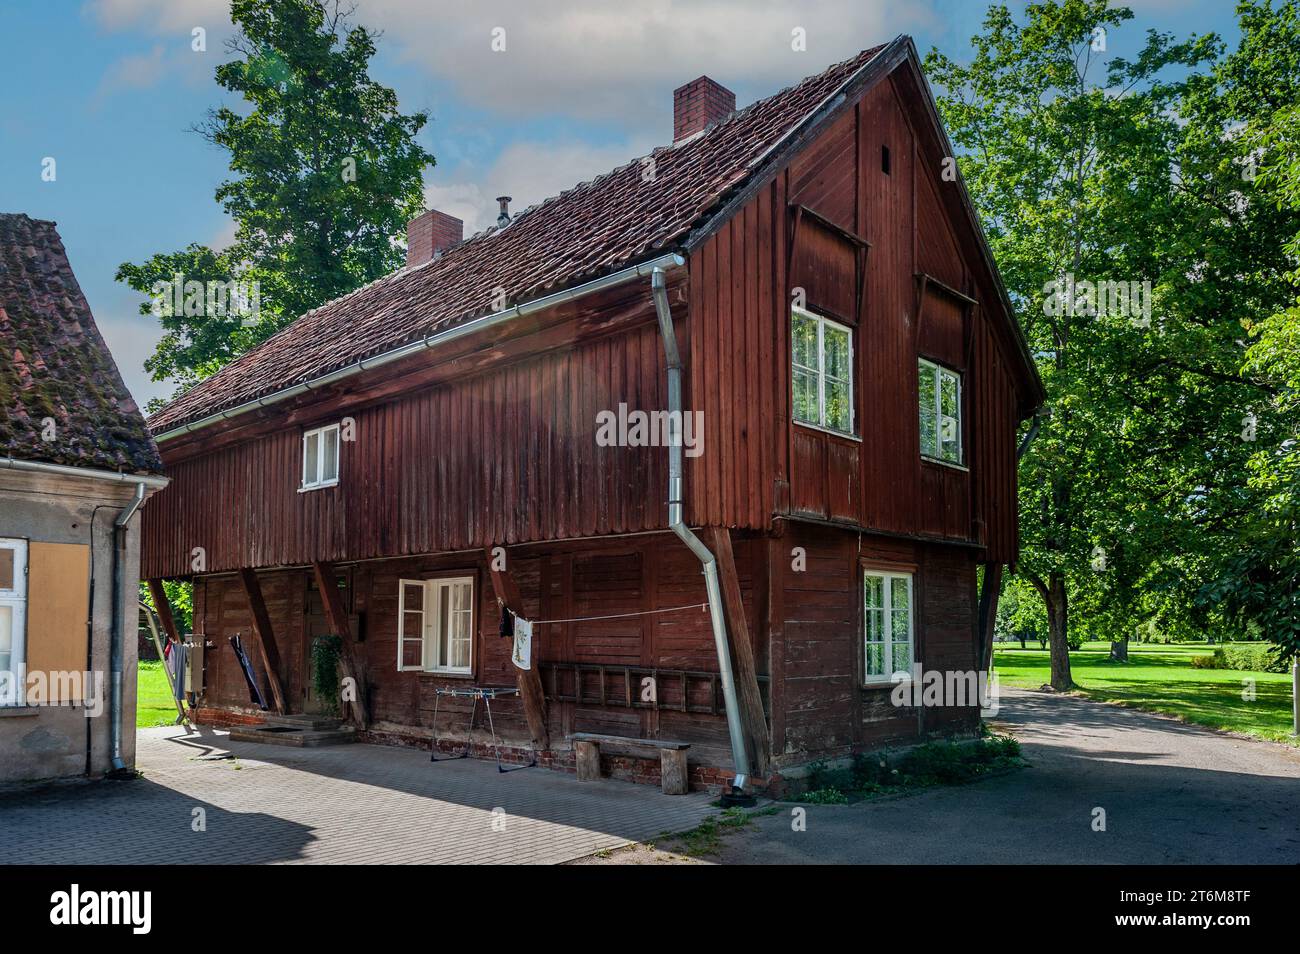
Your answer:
(190, 531), (758, 761)
(684, 75), (1025, 561)
(766, 521), (980, 768)
(145, 317), (702, 578)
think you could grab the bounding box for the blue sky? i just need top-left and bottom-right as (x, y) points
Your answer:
(0, 0), (1240, 408)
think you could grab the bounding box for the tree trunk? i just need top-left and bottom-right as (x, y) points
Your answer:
(1109, 636), (1129, 662)
(1046, 573), (1073, 690)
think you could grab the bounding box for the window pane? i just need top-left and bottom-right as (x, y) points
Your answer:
(890, 576), (910, 614)
(823, 325), (850, 381)
(0, 605), (11, 654)
(891, 607), (910, 642)
(303, 432), (320, 485)
(892, 639), (912, 676)
(865, 606), (885, 643)
(918, 363), (937, 457)
(792, 311), (818, 369)
(401, 636), (422, 669)
(0, 550), (12, 591)
(793, 368), (819, 425)
(825, 376), (851, 433)
(437, 587), (451, 668)
(864, 575), (884, 610)
(940, 371), (961, 462)
(401, 582), (423, 612)
(322, 427), (339, 481)
(866, 641), (885, 677)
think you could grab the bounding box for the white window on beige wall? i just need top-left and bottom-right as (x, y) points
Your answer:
(0, 538), (28, 706)
(397, 576), (474, 674)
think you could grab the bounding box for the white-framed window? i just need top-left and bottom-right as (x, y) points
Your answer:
(0, 538), (28, 706)
(397, 576), (475, 674)
(918, 359), (963, 464)
(863, 570), (914, 684)
(301, 423), (341, 490)
(792, 306), (854, 435)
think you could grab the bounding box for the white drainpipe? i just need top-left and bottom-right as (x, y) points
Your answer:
(108, 481), (147, 774)
(651, 266), (752, 787)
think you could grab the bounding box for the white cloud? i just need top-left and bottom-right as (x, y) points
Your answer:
(423, 135), (658, 234)
(94, 43), (167, 101)
(86, 0), (231, 34)
(85, 0), (935, 127)
(367, 0), (935, 124)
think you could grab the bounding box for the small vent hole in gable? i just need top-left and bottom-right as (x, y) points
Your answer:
(881, 144), (891, 175)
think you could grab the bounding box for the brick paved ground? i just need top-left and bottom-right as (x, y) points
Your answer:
(0, 727), (719, 865)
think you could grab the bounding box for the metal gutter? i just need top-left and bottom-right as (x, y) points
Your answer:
(0, 456), (168, 490)
(108, 481), (148, 774)
(651, 265), (752, 788)
(154, 252), (689, 443)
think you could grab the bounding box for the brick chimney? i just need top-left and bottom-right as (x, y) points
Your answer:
(673, 75), (735, 142)
(406, 208), (464, 267)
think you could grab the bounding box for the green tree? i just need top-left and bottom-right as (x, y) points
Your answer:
(1200, 87), (1300, 679)
(118, 0), (434, 396)
(926, 2), (1300, 689)
(926, 1), (1223, 688)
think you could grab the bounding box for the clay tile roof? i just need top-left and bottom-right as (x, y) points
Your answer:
(0, 213), (163, 474)
(148, 43), (887, 434)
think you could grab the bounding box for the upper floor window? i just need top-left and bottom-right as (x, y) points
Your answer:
(301, 423), (340, 490)
(397, 576), (475, 674)
(792, 306), (854, 435)
(918, 359), (962, 465)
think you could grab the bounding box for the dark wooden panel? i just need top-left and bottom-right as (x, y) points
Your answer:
(789, 215), (858, 324)
(788, 108), (858, 234)
(791, 427), (829, 518)
(918, 287), (966, 370)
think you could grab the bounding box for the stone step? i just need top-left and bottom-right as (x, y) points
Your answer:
(228, 724), (356, 748)
(259, 713), (345, 731)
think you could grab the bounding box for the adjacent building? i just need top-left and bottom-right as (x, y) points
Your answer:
(0, 212), (167, 782)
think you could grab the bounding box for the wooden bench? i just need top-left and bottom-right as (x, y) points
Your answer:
(571, 733), (691, 795)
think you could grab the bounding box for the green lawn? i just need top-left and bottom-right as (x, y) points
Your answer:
(137, 660), (181, 728)
(993, 640), (1298, 745)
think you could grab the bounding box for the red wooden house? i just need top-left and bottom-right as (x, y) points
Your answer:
(141, 36), (1043, 792)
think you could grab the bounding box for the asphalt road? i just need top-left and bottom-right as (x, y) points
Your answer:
(711, 688), (1300, 864)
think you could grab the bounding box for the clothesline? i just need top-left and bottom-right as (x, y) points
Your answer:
(526, 601), (708, 626)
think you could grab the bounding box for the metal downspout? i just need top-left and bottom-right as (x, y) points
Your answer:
(651, 266), (752, 786)
(108, 482), (146, 774)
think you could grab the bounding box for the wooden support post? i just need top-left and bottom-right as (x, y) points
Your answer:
(977, 563), (1004, 675)
(486, 547), (551, 751)
(238, 568), (287, 715)
(659, 748), (689, 795)
(311, 562), (370, 731)
(574, 740), (600, 781)
(146, 579), (181, 645)
(704, 527), (771, 777)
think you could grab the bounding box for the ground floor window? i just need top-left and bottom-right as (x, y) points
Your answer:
(397, 576), (474, 674)
(0, 538), (28, 705)
(863, 569), (913, 683)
